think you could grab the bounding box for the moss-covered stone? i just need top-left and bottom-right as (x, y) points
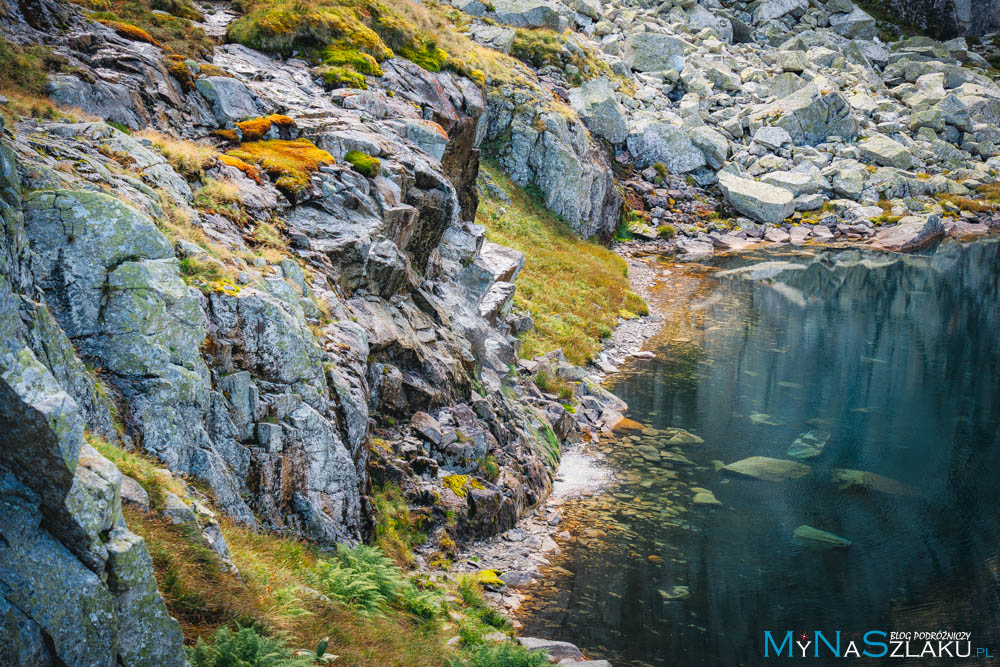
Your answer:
(344, 149), (380, 177)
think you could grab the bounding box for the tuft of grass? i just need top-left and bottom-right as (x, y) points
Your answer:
(657, 224), (676, 239)
(936, 192), (996, 213)
(86, 431), (186, 512)
(79, 0), (215, 57)
(96, 18), (162, 46)
(0, 35), (54, 96)
(373, 483), (427, 567)
(477, 161), (634, 365)
(976, 182), (1000, 203)
(138, 129), (219, 179)
(193, 178), (242, 209)
(344, 149), (380, 177)
(318, 64), (369, 89)
(442, 474), (485, 499)
(226, 139), (334, 199)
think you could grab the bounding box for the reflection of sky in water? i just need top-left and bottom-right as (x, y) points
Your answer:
(518, 240), (1000, 667)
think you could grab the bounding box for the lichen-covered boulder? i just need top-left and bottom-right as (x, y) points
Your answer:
(569, 78), (628, 144)
(485, 86), (620, 239)
(718, 171), (795, 224)
(626, 117), (706, 173)
(196, 75), (266, 125)
(623, 31), (687, 73)
(859, 133), (918, 169)
(0, 348), (185, 667)
(753, 85), (858, 146)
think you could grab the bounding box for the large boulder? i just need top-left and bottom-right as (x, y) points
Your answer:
(196, 75), (266, 125)
(623, 31), (687, 73)
(718, 172), (795, 224)
(828, 7), (878, 39)
(626, 117), (706, 173)
(569, 78), (628, 144)
(872, 215), (944, 252)
(489, 0), (568, 29)
(47, 75), (148, 130)
(858, 133), (917, 169)
(690, 125), (730, 169)
(753, 0), (808, 23)
(753, 85), (858, 146)
(0, 349), (185, 667)
(485, 86), (621, 239)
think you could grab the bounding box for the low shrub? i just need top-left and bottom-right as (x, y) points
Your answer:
(657, 224), (676, 239)
(451, 641), (550, 667)
(226, 139), (334, 198)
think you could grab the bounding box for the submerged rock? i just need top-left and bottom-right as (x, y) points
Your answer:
(663, 427), (704, 446)
(722, 456), (811, 481)
(786, 430), (830, 459)
(832, 469), (917, 496)
(691, 488), (722, 506)
(658, 585), (692, 600)
(793, 525), (852, 549)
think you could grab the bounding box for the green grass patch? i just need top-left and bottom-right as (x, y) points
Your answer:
(476, 161), (639, 365)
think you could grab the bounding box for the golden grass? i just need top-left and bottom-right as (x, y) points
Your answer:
(138, 129), (219, 178)
(193, 178), (241, 209)
(226, 138), (334, 198)
(477, 161), (641, 365)
(937, 192), (997, 214)
(977, 182), (1000, 203)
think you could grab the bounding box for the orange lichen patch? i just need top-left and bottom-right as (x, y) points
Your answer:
(211, 128), (239, 143)
(427, 120), (448, 140)
(226, 138), (334, 198)
(98, 19), (163, 47)
(163, 54), (194, 91)
(235, 114), (296, 142)
(218, 154), (263, 184)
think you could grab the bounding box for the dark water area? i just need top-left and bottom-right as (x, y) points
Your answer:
(518, 239), (1000, 666)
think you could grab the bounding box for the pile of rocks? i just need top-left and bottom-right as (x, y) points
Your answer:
(452, 0), (1000, 253)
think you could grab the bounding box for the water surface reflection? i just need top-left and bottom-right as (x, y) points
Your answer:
(518, 240), (1000, 666)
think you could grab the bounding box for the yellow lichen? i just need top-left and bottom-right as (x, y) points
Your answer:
(442, 474), (485, 499)
(97, 19), (162, 47)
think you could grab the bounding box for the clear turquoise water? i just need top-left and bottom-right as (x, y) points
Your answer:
(519, 239), (1000, 666)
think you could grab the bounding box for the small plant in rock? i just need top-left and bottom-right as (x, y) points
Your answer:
(344, 149), (381, 177)
(652, 162), (668, 183)
(657, 224), (676, 239)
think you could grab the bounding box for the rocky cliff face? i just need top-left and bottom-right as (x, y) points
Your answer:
(0, 116), (186, 666)
(0, 0), (638, 657)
